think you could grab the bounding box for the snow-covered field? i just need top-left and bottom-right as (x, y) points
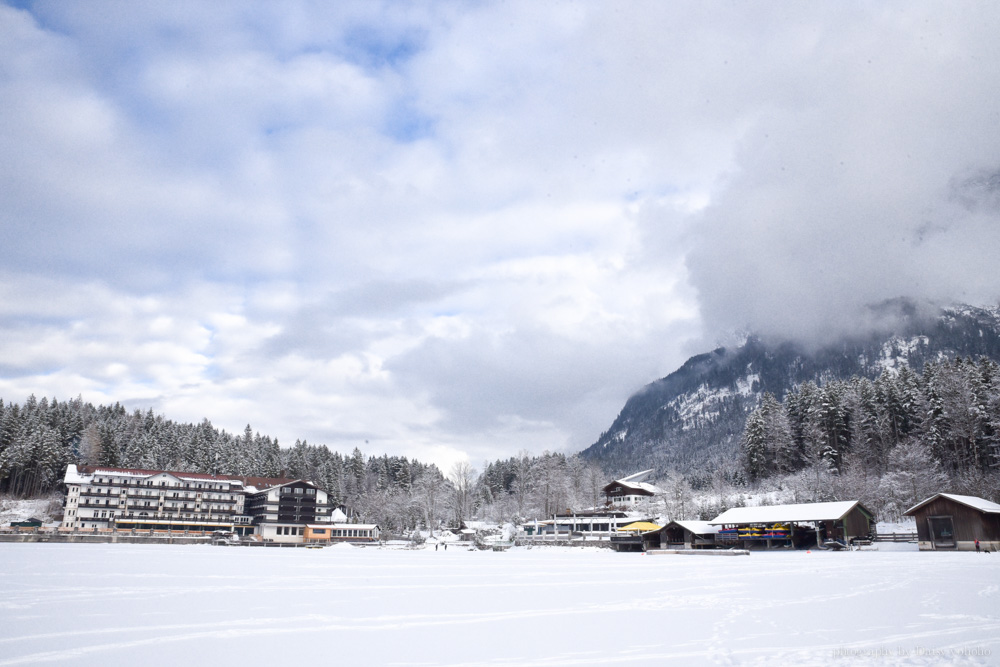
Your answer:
(1, 544), (997, 666)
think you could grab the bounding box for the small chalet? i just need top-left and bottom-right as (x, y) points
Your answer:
(710, 500), (874, 549)
(646, 520), (722, 550)
(602, 470), (661, 508)
(903, 493), (1000, 551)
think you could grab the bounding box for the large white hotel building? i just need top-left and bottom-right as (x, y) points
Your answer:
(62, 464), (349, 542)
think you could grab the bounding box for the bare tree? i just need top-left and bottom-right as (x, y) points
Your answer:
(414, 470), (450, 536)
(449, 461), (476, 526)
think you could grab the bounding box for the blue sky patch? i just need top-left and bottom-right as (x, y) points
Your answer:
(341, 24), (425, 71)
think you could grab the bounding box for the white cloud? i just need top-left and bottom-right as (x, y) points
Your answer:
(2, 2), (998, 470)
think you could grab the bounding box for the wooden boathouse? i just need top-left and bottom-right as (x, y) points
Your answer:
(903, 493), (1000, 551)
(647, 520), (722, 550)
(710, 500), (874, 549)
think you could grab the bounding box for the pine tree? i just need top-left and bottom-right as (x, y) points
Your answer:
(742, 408), (768, 481)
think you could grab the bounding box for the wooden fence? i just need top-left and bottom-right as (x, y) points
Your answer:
(874, 532), (918, 543)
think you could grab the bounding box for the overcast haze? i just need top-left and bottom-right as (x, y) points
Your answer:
(2, 2), (1000, 471)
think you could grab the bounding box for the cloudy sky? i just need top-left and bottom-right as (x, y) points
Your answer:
(2, 1), (1000, 471)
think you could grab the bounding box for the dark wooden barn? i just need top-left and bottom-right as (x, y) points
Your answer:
(903, 493), (1000, 551)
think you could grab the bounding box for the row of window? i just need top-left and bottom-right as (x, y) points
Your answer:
(90, 477), (234, 491)
(555, 524), (619, 532)
(80, 489), (234, 500)
(79, 510), (232, 521)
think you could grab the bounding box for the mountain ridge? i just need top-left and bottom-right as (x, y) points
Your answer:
(579, 301), (1000, 484)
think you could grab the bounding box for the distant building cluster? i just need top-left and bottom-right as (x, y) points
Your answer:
(62, 464), (380, 544)
(536, 469), (1000, 554)
(31, 465), (1000, 554)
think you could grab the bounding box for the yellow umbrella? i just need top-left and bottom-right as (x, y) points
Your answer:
(617, 521), (661, 533)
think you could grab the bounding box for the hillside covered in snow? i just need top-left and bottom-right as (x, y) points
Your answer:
(580, 301), (1000, 482)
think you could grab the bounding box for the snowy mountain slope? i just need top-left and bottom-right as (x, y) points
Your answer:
(579, 301), (1000, 482)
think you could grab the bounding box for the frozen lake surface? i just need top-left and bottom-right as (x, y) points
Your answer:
(1, 543), (997, 665)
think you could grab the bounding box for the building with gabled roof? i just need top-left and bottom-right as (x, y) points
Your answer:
(648, 520), (722, 550)
(710, 500), (874, 549)
(62, 464), (255, 534)
(62, 464), (345, 541)
(903, 493), (1000, 551)
(602, 469), (661, 507)
(243, 478), (335, 543)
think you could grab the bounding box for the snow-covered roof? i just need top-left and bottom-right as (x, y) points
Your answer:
(252, 479), (313, 493)
(619, 469), (654, 484)
(607, 480), (662, 495)
(603, 470), (662, 496)
(64, 464), (86, 484)
(670, 520), (722, 535)
(904, 493), (1000, 516)
(710, 501), (864, 525)
(64, 464), (247, 487)
(331, 523), (379, 530)
(330, 508), (348, 523)
(462, 520), (497, 531)
(238, 475), (299, 493)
